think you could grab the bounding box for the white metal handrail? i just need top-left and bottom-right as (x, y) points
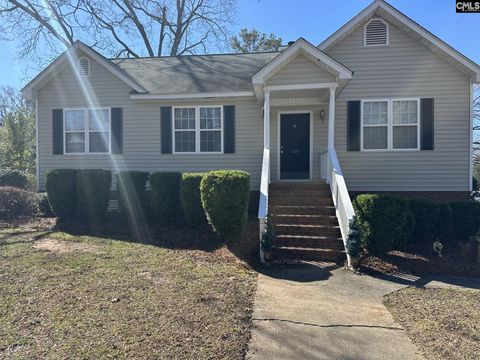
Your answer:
(258, 148), (270, 263)
(321, 147), (355, 254)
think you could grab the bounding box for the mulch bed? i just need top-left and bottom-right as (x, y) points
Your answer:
(360, 247), (480, 277)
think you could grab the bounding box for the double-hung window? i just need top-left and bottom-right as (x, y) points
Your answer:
(361, 99), (419, 151)
(64, 108), (110, 154)
(173, 106), (222, 153)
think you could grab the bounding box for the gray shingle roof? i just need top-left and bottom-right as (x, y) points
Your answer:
(111, 52), (280, 94)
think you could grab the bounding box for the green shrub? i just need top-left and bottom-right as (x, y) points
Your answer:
(46, 169), (78, 219)
(435, 203), (453, 241)
(200, 170), (250, 240)
(180, 173), (206, 227)
(36, 192), (53, 217)
(346, 216), (362, 257)
(353, 194), (414, 256)
(0, 186), (38, 221)
(76, 169), (111, 220)
(0, 169), (29, 189)
(450, 200), (480, 241)
(408, 198), (439, 247)
(149, 172), (182, 223)
(116, 171), (149, 218)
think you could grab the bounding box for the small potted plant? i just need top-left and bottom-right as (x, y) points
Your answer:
(261, 215), (275, 261)
(346, 216), (362, 269)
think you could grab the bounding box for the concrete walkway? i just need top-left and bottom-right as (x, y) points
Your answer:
(247, 263), (422, 360)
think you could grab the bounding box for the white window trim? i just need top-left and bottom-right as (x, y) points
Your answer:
(78, 57), (90, 77)
(360, 98), (420, 152)
(172, 105), (224, 154)
(63, 107), (111, 155)
(364, 18), (389, 48)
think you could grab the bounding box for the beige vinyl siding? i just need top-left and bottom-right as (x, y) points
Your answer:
(266, 53), (336, 86)
(37, 52), (264, 190)
(326, 20), (471, 192)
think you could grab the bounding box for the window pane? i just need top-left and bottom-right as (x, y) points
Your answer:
(89, 132), (109, 153)
(175, 131), (196, 152)
(363, 126), (387, 149)
(393, 100), (417, 124)
(363, 101), (387, 125)
(200, 131), (221, 152)
(393, 126), (418, 149)
(65, 132), (85, 153)
(65, 110), (85, 131)
(200, 107), (221, 129)
(174, 108), (196, 129)
(89, 109), (109, 131)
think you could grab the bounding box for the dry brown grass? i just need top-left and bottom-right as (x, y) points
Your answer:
(0, 219), (257, 359)
(384, 287), (480, 360)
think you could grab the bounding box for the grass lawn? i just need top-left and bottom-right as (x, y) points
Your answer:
(383, 287), (480, 360)
(0, 219), (257, 359)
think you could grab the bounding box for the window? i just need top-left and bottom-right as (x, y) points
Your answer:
(79, 57), (90, 76)
(364, 18), (389, 47)
(173, 106), (222, 153)
(64, 108), (110, 154)
(361, 99), (419, 151)
(392, 100), (419, 149)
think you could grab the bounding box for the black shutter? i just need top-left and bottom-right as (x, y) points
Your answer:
(347, 101), (361, 151)
(111, 108), (123, 154)
(161, 106), (172, 154)
(52, 109), (63, 155)
(420, 98), (434, 150)
(223, 105), (235, 153)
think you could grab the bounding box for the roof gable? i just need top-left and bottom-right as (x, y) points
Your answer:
(318, 0), (480, 82)
(252, 38), (352, 86)
(22, 41), (146, 99)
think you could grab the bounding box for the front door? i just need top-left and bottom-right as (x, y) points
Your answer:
(280, 113), (310, 180)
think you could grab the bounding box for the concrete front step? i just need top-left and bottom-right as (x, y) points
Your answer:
(269, 189), (332, 197)
(274, 234), (345, 250)
(269, 205), (336, 215)
(274, 224), (342, 237)
(271, 214), (338, 225)
(272, 246), (346, 262)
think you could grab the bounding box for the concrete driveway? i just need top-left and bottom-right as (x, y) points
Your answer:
(246, 263), (423, 360)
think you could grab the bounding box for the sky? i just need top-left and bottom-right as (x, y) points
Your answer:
(0, 0), (479, 90)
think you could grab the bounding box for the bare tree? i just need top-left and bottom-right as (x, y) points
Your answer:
(0, 0), (236, 64)
(473, 86), (480, 155)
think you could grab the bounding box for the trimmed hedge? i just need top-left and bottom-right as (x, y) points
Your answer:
(149, 172), (182, 223)
(353, 194), (414, 256)
(46, 169), (78, 219)
(0, 186), (38, 220)
(36, 192), (53, 217)
(450, 200), (480, 241)
(116, 171), (149, 219)
(435, 203), (453, 241)
(408, 198), (439, 247)
(180, 173), (206, 227)
(76, 169), (112, 220)
(200, 170), (250, 240)
(0, 169), (29, 189)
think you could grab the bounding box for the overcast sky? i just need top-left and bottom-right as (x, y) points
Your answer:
(0, 0), (479, 89)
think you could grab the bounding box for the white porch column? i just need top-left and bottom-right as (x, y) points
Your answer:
(263, 91), (270, 149)
(328, 87), (336, 150)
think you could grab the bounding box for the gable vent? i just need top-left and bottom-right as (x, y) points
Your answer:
(79, 57), (90, 76)
(364, 18), (388, 47)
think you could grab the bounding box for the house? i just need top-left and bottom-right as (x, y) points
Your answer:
(22, 0), (480, 262)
